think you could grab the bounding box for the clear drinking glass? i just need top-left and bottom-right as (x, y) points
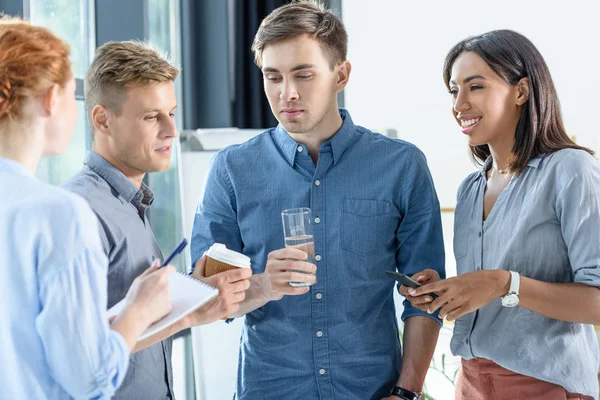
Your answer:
(281, 207), (316, 287)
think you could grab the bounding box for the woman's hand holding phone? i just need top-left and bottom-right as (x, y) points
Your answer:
(397, 269), (441, 312)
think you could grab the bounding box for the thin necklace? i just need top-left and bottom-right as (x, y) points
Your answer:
(492, 164), (510, 175)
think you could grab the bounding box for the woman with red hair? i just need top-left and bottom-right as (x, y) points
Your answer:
(0, 18), (175, 399)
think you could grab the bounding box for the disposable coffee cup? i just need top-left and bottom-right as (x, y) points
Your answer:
(205, 243), (251, 277)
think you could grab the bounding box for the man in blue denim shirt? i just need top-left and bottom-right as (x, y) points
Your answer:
(191, 2), (445, 399)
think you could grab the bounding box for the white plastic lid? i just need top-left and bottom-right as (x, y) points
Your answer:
(206, 243), (251, 268)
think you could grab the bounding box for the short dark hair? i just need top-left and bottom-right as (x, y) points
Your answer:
(443, 29), (593, 174)
(252, 0), (347, 69)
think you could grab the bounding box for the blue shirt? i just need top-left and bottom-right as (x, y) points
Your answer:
(451, 149), (600, 399)
(0, 157), (129, 399)
(191, 110), (445, 400)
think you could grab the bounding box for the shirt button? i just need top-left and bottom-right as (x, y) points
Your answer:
(478, 232), (482, 238)
(317, 330), (323, 337)
(314, 217), (321, 224)
(297, 145), (303, 152)
(466, 338), (470, 344)
(315, 254), (321, 261)
(315, 180), (321, 186)
(316, 293), (323, 299)
(319, 369), (326, 375)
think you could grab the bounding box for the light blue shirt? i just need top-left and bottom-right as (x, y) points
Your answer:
(0, 157), (129, 399)
(451, 149), (600, 399)
(191, 110), (445, 399)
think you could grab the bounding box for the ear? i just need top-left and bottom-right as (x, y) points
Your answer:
(516, 77), (529, 106)
(335, 60), (352, 93)
(41, 84), (60, 116)
(91, 104), (111, 137)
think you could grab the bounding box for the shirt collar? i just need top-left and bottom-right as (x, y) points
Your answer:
(526, 156), (542, 168)
(272, 108), (356, 167)
(0, 157), (34, 177)
(83, 151), (154, 209)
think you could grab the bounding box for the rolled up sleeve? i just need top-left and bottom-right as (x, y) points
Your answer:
(555, 156), (600, 286)
(395, 147), (446, 324)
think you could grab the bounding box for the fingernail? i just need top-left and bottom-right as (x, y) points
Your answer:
(152, 259), (160, 267)
(425, 297), (431, 302)
(408, 289), (416, 295)
(427, 309), (432, 314)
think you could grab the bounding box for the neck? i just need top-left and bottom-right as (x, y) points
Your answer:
(488, 135), (515, 171)
(92, 141), (145, 189)
(0, 120), (45, 175)
(288, 105), (343, 161)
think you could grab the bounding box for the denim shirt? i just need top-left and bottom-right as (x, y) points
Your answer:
(451, 149), (600, 399)
(191, 110), (445, 400)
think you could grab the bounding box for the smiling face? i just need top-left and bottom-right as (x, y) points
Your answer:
(103, 81), (178, 176)
(448, 51), (525, 147)
(261, 34), (347, 136)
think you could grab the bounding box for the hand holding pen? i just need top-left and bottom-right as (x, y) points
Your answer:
(160, 238), (188, 268)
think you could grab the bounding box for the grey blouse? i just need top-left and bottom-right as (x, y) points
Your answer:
(451, 149), (600, 399)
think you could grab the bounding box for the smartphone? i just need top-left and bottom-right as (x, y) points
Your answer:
(385, 270), (439, 299)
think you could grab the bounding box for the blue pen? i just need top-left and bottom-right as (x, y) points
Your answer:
(160, 238), (188, 268)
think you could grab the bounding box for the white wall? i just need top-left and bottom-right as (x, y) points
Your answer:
(342, 0), (600, 209)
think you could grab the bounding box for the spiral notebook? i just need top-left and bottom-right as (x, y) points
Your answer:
(107, 271), (218, 341)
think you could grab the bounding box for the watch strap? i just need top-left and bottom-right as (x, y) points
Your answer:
(508, 270), (520, 295)
(391, 386), (420, 400)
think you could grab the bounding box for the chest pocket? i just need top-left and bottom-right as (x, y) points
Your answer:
(341, 198), (393, 256)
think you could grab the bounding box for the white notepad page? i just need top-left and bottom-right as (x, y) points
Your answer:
(107, 271), (219, 341)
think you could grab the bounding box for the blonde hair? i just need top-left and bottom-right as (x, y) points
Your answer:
(251, 0), (347, 69)
(84, 40), (179, 131)
(0, 16), (71, 122)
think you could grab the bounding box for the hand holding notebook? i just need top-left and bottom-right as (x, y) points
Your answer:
(108, 239), (218, 341)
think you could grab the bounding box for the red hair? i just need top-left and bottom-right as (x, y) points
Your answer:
(0, 17), (71, 121)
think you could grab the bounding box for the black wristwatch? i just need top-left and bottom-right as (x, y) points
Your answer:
(390, 386), (422, 400)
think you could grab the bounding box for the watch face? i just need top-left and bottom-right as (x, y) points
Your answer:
(502, 294), (519, 307)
